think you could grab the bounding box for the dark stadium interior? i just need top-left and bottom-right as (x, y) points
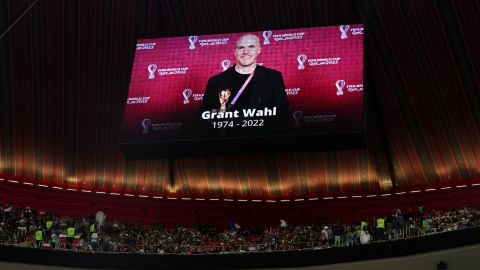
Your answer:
(1, 0), (480, 269)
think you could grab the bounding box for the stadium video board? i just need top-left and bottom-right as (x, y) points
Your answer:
(120, 24), (365, 159)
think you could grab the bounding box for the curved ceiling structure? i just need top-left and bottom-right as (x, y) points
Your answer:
(0, 0), (479, 199)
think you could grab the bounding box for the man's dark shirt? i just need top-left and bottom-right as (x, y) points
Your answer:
(199, 65), (289, 136)
(333, 225), (343, 236)
(201, 65), (289, 115)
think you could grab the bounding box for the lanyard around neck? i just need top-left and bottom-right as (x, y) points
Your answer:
(229, 71), (255, 107)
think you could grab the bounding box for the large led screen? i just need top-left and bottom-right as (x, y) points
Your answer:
(120, 24), (364, 158)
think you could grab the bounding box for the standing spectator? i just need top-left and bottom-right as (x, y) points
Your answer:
(279, 219), (288, 230)
(359, 229), (371, 244)
(95, 210), (106, 229)
(228, 221), (241, 231)
(321, 226), (330, 246)
(45, 218), (54, 233)
(24, 207), (32, 219)
(386, 213), (394, 236)
(376, 216), (386, 241)
(418, 204), (425, 217)
(332, 222), (343, 247)
(50, 231), (59, 250)
(91, 231), (99, 251)
(404, 208), (414, 237)
(66, 225), (76, 249)
(17, 220), (27, 242)
(422, 218), (431, 233)
(3, 202), (12, 221)
(394, 209), (406, 239)
(360, 220), (368, 231)
(345, 226), (355, 246)
(35, 227), (43, 248)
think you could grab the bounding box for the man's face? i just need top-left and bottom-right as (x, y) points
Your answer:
(234, 35), (261, 67)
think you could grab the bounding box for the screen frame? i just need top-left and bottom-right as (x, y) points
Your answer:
(119, 24), (367, 159)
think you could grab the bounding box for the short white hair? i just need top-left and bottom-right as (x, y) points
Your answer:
(235, 34), (260, 47)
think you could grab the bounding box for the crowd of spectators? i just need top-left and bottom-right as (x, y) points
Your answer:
(1, 202), (479, 254)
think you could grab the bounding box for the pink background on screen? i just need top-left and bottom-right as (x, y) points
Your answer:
(121, 24), (364, 142)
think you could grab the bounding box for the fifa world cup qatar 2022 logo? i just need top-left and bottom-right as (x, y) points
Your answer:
(339, 25), (350, 39)
(221, 60), (231, 71)
(335, 80), (346, 96)
(188, 36), (198, 50)
(297, 54), (307, 70)
(262, 30), (272, 45)
(147, 64), (157, 79)
(141, 119), (152, 134)
(182, 89), (192, 104)
(292, 111), (303, 127)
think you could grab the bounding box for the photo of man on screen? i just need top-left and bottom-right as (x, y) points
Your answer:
(200, 34), (289, 128)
